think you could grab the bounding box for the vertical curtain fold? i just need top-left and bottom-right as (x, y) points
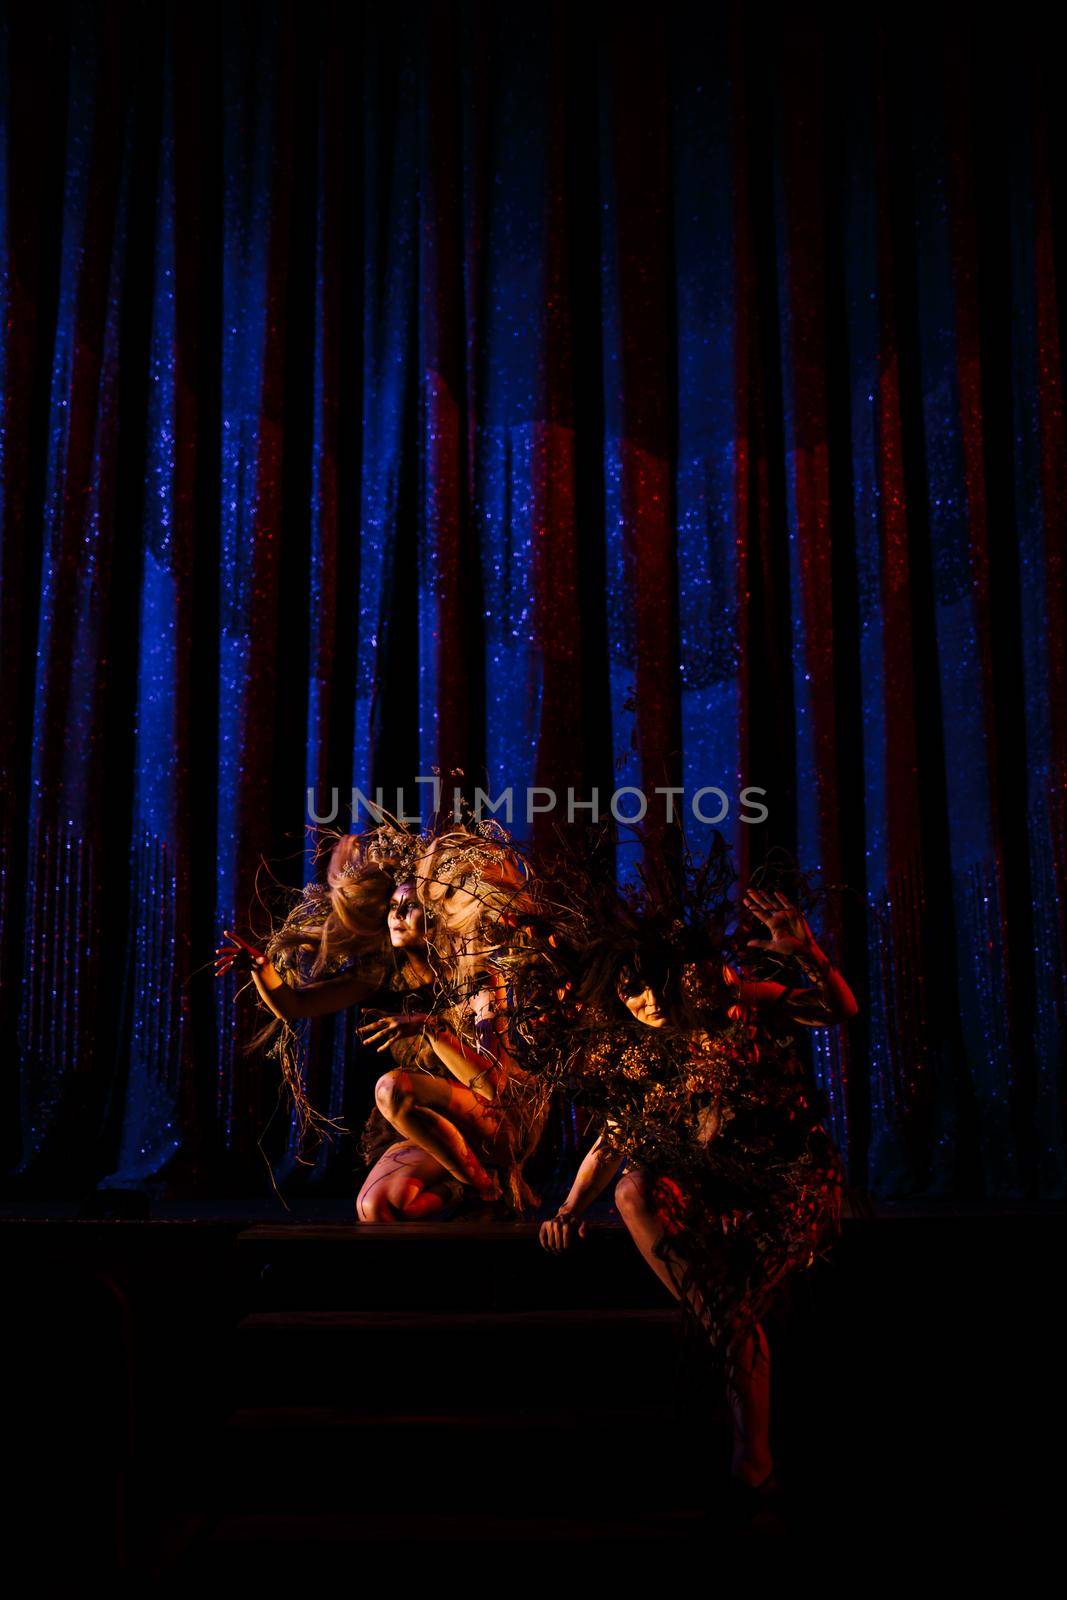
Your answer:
(910, 37), (1018, 1195)
(1010, 59), (1067, 1194)
(215, 0), (293, 1155)
(106, 19), (191, 1184)
(16, 9), (128, 1168)
(670, 9), (750, 865)
(773, 26), (849, 1158)
(844, 27), (931, 1192)
(354, 11), (418, 795)
(600, 17), (676, 876)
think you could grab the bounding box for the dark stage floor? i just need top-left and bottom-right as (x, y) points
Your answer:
(5, 1202), (1062, 1575)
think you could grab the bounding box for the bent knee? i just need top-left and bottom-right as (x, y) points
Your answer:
(356, 1187), (399, 1223)
(614, 1170), (651, 1220)
(374, 1070), (413, 1120)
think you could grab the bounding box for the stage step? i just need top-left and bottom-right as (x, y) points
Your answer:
(229, 1305), (701, 1412)
(172, 1506), (714, 1570)
(212, 1403), (726, 1515)
(11, 1209), (1061, 1569)
(234, 1220), (667, 1312)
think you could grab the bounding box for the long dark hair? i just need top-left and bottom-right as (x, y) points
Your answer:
(528, 824), (741, 1037)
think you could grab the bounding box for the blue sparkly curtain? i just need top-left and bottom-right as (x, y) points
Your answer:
(1, 0), (1064, 1200)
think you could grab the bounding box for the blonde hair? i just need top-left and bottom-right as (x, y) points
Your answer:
(414, 829), (534, 992)
(264, 833), (399, 985)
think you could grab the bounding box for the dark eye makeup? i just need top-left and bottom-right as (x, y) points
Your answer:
(617, 958), (669, 1000)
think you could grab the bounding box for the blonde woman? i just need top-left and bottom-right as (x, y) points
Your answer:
(216, 825), (546, 1219)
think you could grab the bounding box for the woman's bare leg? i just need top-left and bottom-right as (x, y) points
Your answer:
(614, 1168), (773, 1485)
(374, 1069), (506, 1198)
(614, 1169), (693, 1299)
(726, 1321), (773, 1485)
(356, 1140), (457, 1222)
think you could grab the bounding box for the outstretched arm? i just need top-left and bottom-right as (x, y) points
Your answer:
(253, 963), (384, 1021)
(216, 930), (382, 1020)
(730, 889), (859, 1025)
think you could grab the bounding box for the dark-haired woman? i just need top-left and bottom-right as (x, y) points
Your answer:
(539, 887), (857, 1505)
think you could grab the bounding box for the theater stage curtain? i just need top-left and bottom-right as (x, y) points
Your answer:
(1, 0), (1063, 1198)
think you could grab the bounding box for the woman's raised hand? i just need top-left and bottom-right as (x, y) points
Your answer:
(743, 888), (858, 1021)
(742, 889), (817, 960)
(356, 1011), (434, 1053)
(538, 1210), (587, 1253)
(215, 927), (266, 978)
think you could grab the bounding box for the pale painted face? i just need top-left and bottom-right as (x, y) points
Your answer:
(618, 979), (667, 1029)
(387, 881), (425, 950)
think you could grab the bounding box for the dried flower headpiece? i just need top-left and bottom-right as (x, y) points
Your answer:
(336, 805), (523, 901)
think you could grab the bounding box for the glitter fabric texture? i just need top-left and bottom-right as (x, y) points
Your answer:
(0, 4), (1063, 1199)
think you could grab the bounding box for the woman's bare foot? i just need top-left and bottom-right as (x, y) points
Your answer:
(731, 1452), (776, 1490)
(475, 1170), (503, 1205)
